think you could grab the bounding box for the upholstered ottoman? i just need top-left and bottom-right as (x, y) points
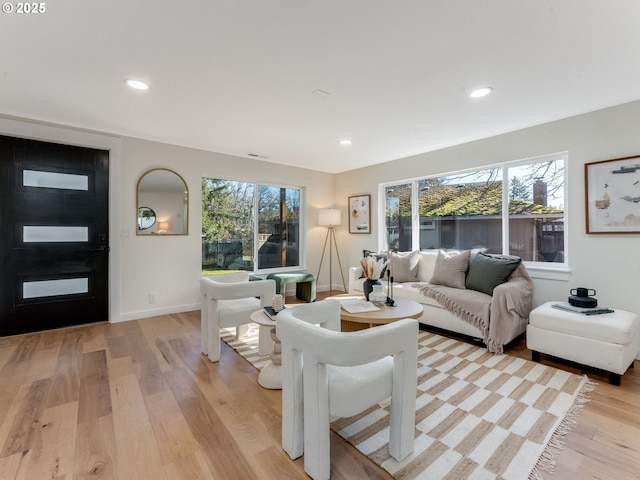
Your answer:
(527, 301), (639, 385)
(267, 271), (316, 302)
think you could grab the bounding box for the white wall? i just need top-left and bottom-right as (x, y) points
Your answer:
(335, 100), (640, 317)
(118, 138), (335, 321)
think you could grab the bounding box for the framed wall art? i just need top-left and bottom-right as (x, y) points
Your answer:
(585, 154), (640, 234)
(348, 194), (371, 234)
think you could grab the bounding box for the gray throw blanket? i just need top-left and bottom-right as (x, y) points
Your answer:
(416, 264), (533, 353)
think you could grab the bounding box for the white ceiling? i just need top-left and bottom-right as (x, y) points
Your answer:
(2, 1), (640, 174)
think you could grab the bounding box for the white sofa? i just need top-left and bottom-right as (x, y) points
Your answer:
(349, 249), (533, 353)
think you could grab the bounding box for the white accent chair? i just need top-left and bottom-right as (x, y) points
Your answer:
(277, 299), (417, 480)
(200, 273), (276, 362)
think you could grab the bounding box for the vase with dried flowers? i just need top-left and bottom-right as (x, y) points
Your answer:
(359, 255), (389, 301)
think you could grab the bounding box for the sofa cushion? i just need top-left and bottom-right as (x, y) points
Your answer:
(388, 250), (419, 283)
(465, 252), (522, 295)
(429, 250), (470, 289)
(417, 250), (439, 282)
(392, 282), (443, 308)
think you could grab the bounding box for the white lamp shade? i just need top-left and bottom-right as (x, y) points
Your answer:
(318, 208), (341, 226)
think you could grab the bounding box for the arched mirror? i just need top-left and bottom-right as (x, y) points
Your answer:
(136, 168), (189, 235)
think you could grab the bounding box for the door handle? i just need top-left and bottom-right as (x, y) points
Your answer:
(89, 245), (110, 252)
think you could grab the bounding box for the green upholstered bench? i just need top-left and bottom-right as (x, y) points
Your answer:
(266, 271), (316, 302)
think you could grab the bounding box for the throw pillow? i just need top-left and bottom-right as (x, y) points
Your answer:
(429, 250), (470, 289)
(388, 250), (419, 283)
(465, 252), (522, 295)
(362, 250), (388, 278)
(417, 250), (439, 282)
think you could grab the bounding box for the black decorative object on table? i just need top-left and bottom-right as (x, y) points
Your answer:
(363, 278), (380, 301)
(385, 271), (395, 306)
(569, 287), (598, 308)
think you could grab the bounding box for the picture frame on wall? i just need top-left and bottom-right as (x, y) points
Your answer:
(585, 154), (640, 234)
(348, 194), (371, 234)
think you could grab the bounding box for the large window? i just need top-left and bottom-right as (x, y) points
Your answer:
(383, 153), (566, 265)
(202, 178), (302, 274)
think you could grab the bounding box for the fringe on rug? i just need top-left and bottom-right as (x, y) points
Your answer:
(528, 375), (597, 480)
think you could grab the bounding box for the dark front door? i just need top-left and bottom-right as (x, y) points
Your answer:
(0, 135), (109, 336)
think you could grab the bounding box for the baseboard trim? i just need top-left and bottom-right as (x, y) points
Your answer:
(115, 302), (200, 323)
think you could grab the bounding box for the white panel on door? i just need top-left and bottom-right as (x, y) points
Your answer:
(23, 226), (89, 243)
(23, 170), (89, 191)
(23, 278), (89, 299)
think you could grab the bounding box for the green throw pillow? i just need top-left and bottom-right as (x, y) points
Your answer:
(465, 253), (521, 295)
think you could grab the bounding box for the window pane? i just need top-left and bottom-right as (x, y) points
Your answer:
(23, 278), (88, 299)
(201, 178), (302, 273)
(24, 226), (89, 243)
(257, 185), (300, 269)
(508, 159), (565, 262)
(385, 184), (412, 251)
(418, 169), (502, 252)
(380, 155), (566, 264)
(201, 179), (254, 272)
(23, 169), (89, 191)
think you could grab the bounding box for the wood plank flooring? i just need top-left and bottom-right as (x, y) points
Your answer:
(0, 291), (638, 479)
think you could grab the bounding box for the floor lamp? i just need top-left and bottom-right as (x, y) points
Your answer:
(316, 208), (346, 292)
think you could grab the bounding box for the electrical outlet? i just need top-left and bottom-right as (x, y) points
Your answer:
(149, 292), (158, 304)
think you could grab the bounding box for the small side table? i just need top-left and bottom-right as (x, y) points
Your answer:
(250, 310), (282, 389)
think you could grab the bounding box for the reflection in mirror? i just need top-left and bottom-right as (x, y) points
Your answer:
(138, 206), (156, 230)
(136, 168), (189, 235)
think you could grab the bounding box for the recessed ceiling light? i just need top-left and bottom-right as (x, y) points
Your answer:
(126, 79), (149, 91)
(339, 139), (352, 145)
(469, 86), (493, 98)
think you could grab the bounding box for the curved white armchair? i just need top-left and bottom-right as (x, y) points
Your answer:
(277, 299), (417, 480)
(200, 273), (276, 362)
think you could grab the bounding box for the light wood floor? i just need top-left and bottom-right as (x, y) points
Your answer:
(0, 292), (638, 480)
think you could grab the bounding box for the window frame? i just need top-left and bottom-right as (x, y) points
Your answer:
(255, 181), (305, 273)
(378, 153), (568, 275)
(201, 176), (306, 274)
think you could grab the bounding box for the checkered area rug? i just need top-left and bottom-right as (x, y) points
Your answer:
(221, 327), (595, 480)
(219, 324), (270, 368)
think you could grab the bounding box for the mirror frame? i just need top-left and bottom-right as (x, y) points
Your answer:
(137, 206), (157, 230)
(136, 168), (189, 236)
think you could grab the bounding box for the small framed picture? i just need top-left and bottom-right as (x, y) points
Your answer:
(585, 155), (640, 234)
(348, 194), (371, 234)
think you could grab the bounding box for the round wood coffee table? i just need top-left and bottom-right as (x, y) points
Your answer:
(329, 294), (423, 331)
